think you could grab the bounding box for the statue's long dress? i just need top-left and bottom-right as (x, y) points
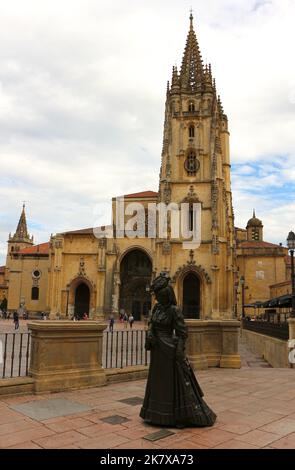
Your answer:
(140, 304), (216, 427)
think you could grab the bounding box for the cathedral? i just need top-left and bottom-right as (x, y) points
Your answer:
(48, 13), (235, 321)
(2, 15), (291, 326)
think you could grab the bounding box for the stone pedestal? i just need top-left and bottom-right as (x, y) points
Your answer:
(288, 318), (295, 340)
(28, 321), (107, 394)
(185, 320), (241, 370)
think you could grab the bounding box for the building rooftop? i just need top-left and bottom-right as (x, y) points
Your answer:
(238, 241), (284, 249)
(18, 242), (50, 255)
(62, 228), (94, 236)
(121, 191), (158, 199)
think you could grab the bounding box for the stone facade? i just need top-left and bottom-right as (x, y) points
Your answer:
(4, 205), (49, 316)
(236, 212), (289, 316)
(0, 266), (8, 304)
(269, 280), (292, 298)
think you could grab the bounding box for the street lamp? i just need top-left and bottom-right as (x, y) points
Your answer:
(240, 276), (246, 320)
(287, 231), (295, 318)
(234, 281), (239, 318)
(66, 285), (70, 318)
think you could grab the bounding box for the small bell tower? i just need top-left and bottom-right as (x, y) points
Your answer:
(8, 204), (34, 254)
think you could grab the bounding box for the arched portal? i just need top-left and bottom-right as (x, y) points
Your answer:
(183, 272), (200, 319)
(119, 249), (152, 321)
(74, 283), (90, 319)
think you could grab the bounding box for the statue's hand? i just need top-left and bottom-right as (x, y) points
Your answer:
(145, 331), (155, 351)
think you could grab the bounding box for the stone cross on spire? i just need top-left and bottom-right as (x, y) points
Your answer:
(190, 7), (194, 28)
(180, 12), (204, 91)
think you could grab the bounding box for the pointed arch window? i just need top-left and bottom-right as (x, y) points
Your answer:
(188, 102), (195, 112)
(189, 125), (195, 138)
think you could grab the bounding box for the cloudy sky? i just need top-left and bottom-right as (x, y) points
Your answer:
(0, 0), (294, 264)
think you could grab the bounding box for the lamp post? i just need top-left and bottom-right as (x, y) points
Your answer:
(144, 283), (151, 327)
(287, 231), (295, 318)
(234, 281), (239, 318)
(240, 276), (246, 320)
(66, 285), (70, 318)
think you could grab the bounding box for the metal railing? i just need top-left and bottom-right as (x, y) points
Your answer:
(242, 319), (289, 340)
(0, 329), (150, 379)
(0, 333), (31, 379)
(103, 329), (150, 369)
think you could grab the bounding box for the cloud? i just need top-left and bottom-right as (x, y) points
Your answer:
(0, 0), (294, 264)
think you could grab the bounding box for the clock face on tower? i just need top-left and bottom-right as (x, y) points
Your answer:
(184, 151), (200, 176)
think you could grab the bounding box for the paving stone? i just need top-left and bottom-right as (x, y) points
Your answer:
(10, 398), (91, 421)
(143, 429), (175, 442)
(101, 415), (130, 425)
(118, 397), (143, 406)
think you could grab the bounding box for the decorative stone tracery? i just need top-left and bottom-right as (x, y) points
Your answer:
(171, 261), (211, 284)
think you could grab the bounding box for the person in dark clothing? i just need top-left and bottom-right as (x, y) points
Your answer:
(128, 314), (134, 329)
(13, 311), (19, 330)
(109, 314), (115, 332)
(140, 272), (216, 428)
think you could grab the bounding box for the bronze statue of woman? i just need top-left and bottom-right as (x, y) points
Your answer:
(140, 272), (216, 427)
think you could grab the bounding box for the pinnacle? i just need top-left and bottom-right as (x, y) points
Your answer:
(180, 14), (204, 91)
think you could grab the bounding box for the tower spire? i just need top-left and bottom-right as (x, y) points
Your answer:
(9, 204), (33, 244)
(180, 13), (204, 91)
(190, 8), (194, 29)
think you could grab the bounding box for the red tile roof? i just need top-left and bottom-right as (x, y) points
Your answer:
(18, 242), (50, 255)
(124, 191), (158, 199)
(238, 241), (284, 249)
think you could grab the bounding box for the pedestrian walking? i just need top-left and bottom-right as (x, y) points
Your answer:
(13, 311), (19, 330)
(123, 312), (128, 329)
(109, 314), (115, 332)
(129, 314), (134, 329)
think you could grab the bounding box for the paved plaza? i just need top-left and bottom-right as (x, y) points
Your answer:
(0, 331), (295, 449)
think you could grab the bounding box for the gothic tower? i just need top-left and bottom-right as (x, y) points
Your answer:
(156, 14), (236, 319)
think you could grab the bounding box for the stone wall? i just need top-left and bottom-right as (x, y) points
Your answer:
(242, 329), (289, 368)
(186, 320), (241, 370)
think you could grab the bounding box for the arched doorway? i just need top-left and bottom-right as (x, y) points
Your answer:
(74, 283), (90, 319)
(183, 272), (200, 319)
(119, 249), (152, 321)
